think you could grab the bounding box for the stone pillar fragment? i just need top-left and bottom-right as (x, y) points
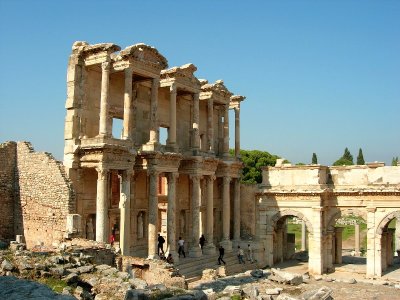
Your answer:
(148, 169), (159, 258)
(192, 93), (200, 153)
(233, 178), (240, 241)
(355, 223), (360, 256)
(95, 167), (109, 243)
(99, 61), (111, 136)
(308, 206), (323, 275)
(145, 78), (159, 149)
(123, 67), (133, 140)
(334, 227), (343, 264)
(234, 106), (240, 158)
(366, 207), (377, 277)
(207, 98), (214, 153)
(189, 175), (202, 257)
(167, 172), (178, 261)
(168, 84), (177, 150)
(120, 170), (132, 255)
(220, 176), (232, 251)
(223, 104), (229, 157)
(301, 220), (307, 251)
(204, 175), (216, 254)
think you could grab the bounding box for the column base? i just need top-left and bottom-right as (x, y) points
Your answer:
(219, 240), (232, 252)
(203, 243), (216, 255)
(147, 254), (157, 260)
(189, 246), (202, 258)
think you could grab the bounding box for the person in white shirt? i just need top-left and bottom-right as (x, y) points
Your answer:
(178, 237), (186, 258)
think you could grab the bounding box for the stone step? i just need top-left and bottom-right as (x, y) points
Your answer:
(175, 251), (256, 282)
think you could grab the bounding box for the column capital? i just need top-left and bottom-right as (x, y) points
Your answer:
(95, 167), (109, 179)
(170, 83), (177, 94)
(223, 176), (231, 184)
(152, 77), (160, 86)
(101, 61), (111, 71)
(147, 169), (160, 178)
(189, 174), (202, 182)
(206, 174), (216, 182)
(367, 207), (377, 213)
(167, 172), (179, 182)
(124, 65), (133, 76)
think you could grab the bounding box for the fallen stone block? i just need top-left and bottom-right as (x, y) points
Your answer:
(250, 269), (264, 278)
(301, 286), (333, 300)
(269, 268), (303, 285)
(1, 259), (14, 271)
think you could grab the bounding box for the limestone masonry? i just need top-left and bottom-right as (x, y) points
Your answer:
(0, 41), (399, 280)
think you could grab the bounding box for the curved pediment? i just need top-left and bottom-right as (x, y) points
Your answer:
(118, 43), (168, 70)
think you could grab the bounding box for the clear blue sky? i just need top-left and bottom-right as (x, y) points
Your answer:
(0, 0), (399, 165)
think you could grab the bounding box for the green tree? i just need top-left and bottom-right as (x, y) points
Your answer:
(236, 149), (281, 184)
(312, 153), (318, 164)
(357, 148), (365, 165)
(333, 147), (354, 166)
(392, 157), (399, 166)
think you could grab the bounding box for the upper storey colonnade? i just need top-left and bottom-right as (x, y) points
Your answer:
(64, 41), (245, 167)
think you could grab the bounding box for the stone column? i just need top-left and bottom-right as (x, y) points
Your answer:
(301, 220), (307, 251)
(218, 108), (224, 155)
(132, 84), (138, 146)
(192, 93), (200, 153)
(146, 78), (159, 148)
(308, 206), (323, 275)
(99, 61), (111, 136)
(334, 227), (343, 264)
(167, 172), (178, 261)
(233, 178), (241, 241)
(207, 98), (214, 153)
(189, 175), (202, 257)
(234, 106), (240, 158)
(95, 167), (109, 243)
(204, 175), (216, 254)
(148, 169), (159, 259)
(366, 207), (377, 277)
(122, 67), (133, 140)
(120, 170), (132, 255)
(395, 217), (400, 252)
(168, 83), (177, 150)
(223, 104), (230, 157)
(220, 176), (232, 251)
(354, 223), (360, 256)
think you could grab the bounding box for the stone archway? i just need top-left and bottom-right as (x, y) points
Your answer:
(269, 209), (314, 265)
(325, 208), (367, 271)
(374, 210), (400, 276)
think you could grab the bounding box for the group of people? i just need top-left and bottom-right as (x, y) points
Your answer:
(157, 233), (254, 266)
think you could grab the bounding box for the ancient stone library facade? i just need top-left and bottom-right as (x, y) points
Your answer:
(1, 41), (400, 278)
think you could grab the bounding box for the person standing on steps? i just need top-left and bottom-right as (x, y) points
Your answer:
(218, 245), (226, 265)
(199, 234), (206, 252)
(178, 236), (186, 258)
(158, 233), (165, 256)
(247, 244), (254, 263)
(237, 245), (245, 264)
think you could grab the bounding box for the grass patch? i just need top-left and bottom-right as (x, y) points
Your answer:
(38, 277), (68, 293)
(287, 223), (303, 250)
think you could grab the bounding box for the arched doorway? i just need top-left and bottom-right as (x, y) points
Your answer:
(326, 209), (367, 274)
(270, 210), (313, 270)
(376, 211), (400, 277)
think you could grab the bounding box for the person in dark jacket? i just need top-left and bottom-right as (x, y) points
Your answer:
(218, 245), (226, 265)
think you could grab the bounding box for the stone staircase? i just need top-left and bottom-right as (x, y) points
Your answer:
(175, 251), (257, 282)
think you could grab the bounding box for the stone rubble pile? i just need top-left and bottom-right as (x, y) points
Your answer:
(1, 240), (400, 299)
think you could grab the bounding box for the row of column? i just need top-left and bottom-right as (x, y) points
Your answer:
(97, 61), (242, 157)
(94, 167), (241, 259)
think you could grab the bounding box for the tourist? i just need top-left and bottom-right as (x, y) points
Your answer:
(218, 245), (226, 265)
(237, 246), (245, 264)
(247, 244), (254, 263)
(199, 234), (206, 252)
(109, 232), (115, 246)
(158, 233), (165, 256)
(178, 237), (186, 258)
(166, 253), (174, 264)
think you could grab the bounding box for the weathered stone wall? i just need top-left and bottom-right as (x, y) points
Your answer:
(0, 141), (17, 243)
(240, 183), (257, 238)
(15, 142), (75, 248)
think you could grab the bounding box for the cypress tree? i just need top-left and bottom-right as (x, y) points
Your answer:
(343, 147), (353, 164)
(357, 148), (365, 165)
(312, 153), (318, 164)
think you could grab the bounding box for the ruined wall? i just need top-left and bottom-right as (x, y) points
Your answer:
(240, 183), (257, 238)
(15, 142), (75, 248)
(0, 142), (17, 243)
